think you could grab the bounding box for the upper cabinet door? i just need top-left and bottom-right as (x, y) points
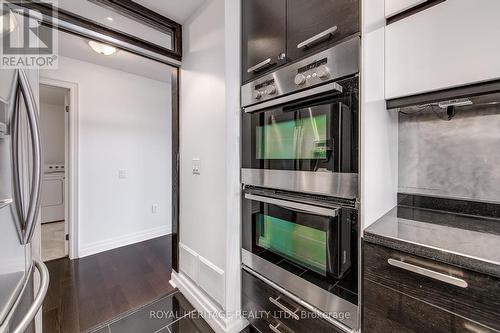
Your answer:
(385, 0), (500, 100)
(286, 0), (359, 62)
(242, 0), (286, 83)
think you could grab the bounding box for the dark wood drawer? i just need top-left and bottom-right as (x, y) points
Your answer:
(242, 269), (341, 333)
(363, 279), (497, 333)
(364, 242), (500, 331)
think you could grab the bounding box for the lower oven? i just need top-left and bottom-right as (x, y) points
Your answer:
(241, 186), (359, 329)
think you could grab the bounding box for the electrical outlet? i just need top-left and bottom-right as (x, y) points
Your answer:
(192, 158), (201, 175)
(152, 204), (159, 214)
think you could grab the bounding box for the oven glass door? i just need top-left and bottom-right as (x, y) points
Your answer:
(256, 204), (330, 275)
(244, 193), (343, 277)
(242, 77), (358, 173)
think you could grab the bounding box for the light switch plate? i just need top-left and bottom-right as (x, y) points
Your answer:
(118, 169), (127, 179)
(192, 158), (201, 175)
(152, 204), (159, 214)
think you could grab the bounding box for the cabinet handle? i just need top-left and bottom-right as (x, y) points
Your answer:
(268, 296), (300, 320)
(247, 58), (274, 73)
(297, 26), (338, 50)
(269, 322), (294, 333)
(388, 259), (468, 288)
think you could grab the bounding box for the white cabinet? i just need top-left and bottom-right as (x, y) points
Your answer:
(385, 0), (427, 18)
(385, 0), (500, 99)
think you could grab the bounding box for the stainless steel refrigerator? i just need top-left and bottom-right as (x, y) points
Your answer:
(0, 8), (49, 333)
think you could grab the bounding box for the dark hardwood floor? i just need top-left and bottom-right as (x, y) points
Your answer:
(43, 235), (175, 333)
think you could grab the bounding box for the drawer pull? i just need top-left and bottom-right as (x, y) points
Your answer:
(247, 58), (274, 73)
(297, 26), (338, 49)
(269, 296), (300, 320)
(269, 322), (294, 333)
(388, 259), (468, 288)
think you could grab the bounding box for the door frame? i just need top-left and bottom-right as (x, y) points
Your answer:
(39, 77), (79, 260)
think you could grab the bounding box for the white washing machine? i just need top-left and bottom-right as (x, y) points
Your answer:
(41, 164), (65, 224)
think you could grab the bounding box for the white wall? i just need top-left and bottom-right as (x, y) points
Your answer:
(41, 56), (172, 257)
(361, 0), (399, 230)
(40, 103), (65, 165)
(172, 0), (245, 332)
(179, 0), (227, 271)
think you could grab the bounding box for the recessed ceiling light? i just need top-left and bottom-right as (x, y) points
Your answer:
(88, 40), (117, 56)
(106, 16), (114, 21)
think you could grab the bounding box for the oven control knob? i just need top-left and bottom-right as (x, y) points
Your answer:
(294, 73), (306, 86)
(265, 85), (277, 95)
(254, 90), (264, 100)
(317, 65), (330, 79)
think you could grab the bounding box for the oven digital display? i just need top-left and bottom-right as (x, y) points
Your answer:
(298, 58), (328, 74)
(257, 213), (327, 275)
(256, 114), (329, 160)
(255, 79), (275, 90)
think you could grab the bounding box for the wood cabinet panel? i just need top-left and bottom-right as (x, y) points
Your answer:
(364, 243), (500, 331)
(363, 278), (497, 333)
(242, 270), (342, 333)
(241, 0), (286, 83)
(286, 0), (359, 61)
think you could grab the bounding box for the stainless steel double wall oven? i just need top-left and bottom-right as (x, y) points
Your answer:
(241, 36), (360, 330)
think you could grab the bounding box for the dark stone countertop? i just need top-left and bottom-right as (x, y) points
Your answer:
(364, 200), (500, 279)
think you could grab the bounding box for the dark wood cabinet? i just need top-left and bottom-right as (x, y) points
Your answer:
(363, 279), (497, 333)
(362, 242), (500, 333)
(241, 0), (286, 83)
(286, 0), (360, 61)
(242, 269), (342, 333)
(241, 0), (359, 83)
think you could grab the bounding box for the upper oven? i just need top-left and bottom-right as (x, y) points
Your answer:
(241, 37), (360, 199)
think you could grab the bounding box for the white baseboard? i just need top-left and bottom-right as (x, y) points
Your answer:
(171, 271), (248, 333)
(78, 224), (171, 258)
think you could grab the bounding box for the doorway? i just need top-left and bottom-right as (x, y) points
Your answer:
(39, 84), (72, 262)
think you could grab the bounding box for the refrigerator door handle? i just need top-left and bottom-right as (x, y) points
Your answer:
(11, 76), (25, 243)
(11, 260), (49, 333)
(17, 69), (42, 245)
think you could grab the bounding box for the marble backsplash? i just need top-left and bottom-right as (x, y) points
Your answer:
(398, 103), (500, 203)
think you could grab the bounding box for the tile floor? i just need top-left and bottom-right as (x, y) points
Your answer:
(41, 221), (66, 261)
(88, 291), (215, 333)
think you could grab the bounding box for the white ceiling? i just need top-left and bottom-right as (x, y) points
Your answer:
(133, 0), (206, 23)
(40, 84), (67, 106)
(55, 29), (173, 83)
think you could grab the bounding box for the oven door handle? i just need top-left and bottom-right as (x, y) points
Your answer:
(244, 193), (339, 217)
(243, 82), (343, 113)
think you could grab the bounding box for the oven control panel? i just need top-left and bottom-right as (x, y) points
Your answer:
(241, 37), (360, 108)
(254, 79), (277, 100)
(294, 58), (331, 87)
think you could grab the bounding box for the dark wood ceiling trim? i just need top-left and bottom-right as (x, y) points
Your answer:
(386, 0), (446, 25)
(17, 0), (181, 63)
(88, 0), (182, 60)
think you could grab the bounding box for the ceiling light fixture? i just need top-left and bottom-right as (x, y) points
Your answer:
(105, 16), (114, 22)
(88, 40), (117, 56)
(0, 12), (17, 35)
